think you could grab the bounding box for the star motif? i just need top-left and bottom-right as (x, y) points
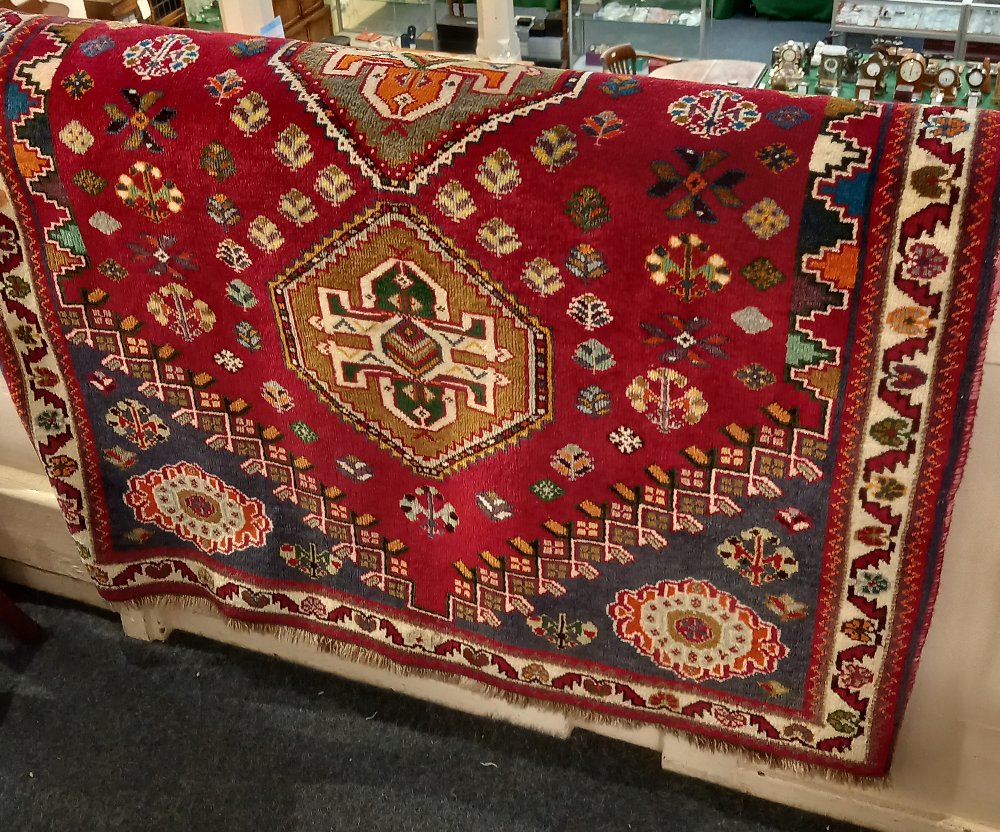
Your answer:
(648, 148), (745, 223)
(640, 314), (729, 367)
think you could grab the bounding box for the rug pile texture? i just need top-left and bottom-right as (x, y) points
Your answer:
(0, 12), (996, 776)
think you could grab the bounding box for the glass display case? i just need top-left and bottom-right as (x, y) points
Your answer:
(568, 0), (712, 69)
(967, 1), (1000, 40)
(832, 0), (1000, 59)
(335, 0), (437, 45)
(327, 1), (568, 68)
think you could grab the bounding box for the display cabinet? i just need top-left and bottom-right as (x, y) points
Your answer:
(274, 0), (335, 40)
(832, 0), (1000, 59)
(967, 1), (1000, 41)
(333, 0), (436, 47)
(568, 0), (712, 69)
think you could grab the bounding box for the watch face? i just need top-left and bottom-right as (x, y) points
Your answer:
(939, 67), (957, 87)
(782, 46), (798, 63)
(899, 59), (922, 83)
(969, 68), (985, 87)
(823, 57), (839, 73)
(865, 60), (882, 78)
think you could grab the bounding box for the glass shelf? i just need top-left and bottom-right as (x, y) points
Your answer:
(569, 0), (712, 65)
(586, 3), (704, 24)
(831, 0), (1000, 58)
(968, 2), (1000, 39)
(834, 1), (963, 35)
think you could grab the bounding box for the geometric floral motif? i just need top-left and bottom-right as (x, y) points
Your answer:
(105, 88), (178, 153)
(645, 233), (731, 302)
(124, 462), (272, 555)
(626, 367), (707, 433)
(115, 161), (185, 223)
(105, 398), (170, 450)
(527, 612), (597, 649)
(146, 282), (215, 341)
(646, 148), (744, 223)
(668, 89), (761, 138)
(717, 527), (799, 586)
(742, 198), (790, 240)
(608, 578), (787, 681)
(122, 33), (199, 80)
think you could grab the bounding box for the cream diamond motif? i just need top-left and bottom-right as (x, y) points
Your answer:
(731, 306), (773, 335)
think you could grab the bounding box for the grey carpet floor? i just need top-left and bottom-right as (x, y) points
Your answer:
(0, 588), (874, 832)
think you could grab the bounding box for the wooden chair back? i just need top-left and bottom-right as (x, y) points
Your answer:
(601, 44), (638, 75)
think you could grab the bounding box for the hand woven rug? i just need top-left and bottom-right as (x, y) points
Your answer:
(0, 13), (997, 777)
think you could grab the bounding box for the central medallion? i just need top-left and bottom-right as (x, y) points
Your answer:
(271, 204), (552, 478)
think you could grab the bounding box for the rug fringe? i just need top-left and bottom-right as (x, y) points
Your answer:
(110, 593), (891, 788)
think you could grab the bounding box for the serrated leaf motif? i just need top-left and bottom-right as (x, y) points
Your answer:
(217, 239), (251, 272)
(573, 338), (615, 372)
(336, 455), (374, 482)
(234, 320), (262, 351)
(476, 148), (521, 197)
(565, 186), (610, 232)
(261, 379), (294, 412)
(477, 218), (520, 256)
(248, 215), (284, 252)
(206, 69), (244, 104)
(225, 278), (257, 309)
(229, 37), (268, 58)
(278, 189), (317, 226)
(576, 385), (612, 417)
(600, 75), (641, 98)
(435, 181), (476, 220)
(315, 164), (354, 204)
(230, 91), (270, 137)
(206, 193), (240, 227)
(476, 491), (514, 522)
(532, 124), (578, 172)
(567, 293), (613, 331)
(521, 258), (564, 296)
(103, 446), (137, 469)
(565, 243), (608, 283)
(550, 443), (594, 480)
(581, 110), (624, 144)
(766, 593), (809, 621)
(274, 124), (313, 170)
(200, 141), (235, 180)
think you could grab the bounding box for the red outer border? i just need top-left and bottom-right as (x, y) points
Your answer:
(875, 110), (1000, 762)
